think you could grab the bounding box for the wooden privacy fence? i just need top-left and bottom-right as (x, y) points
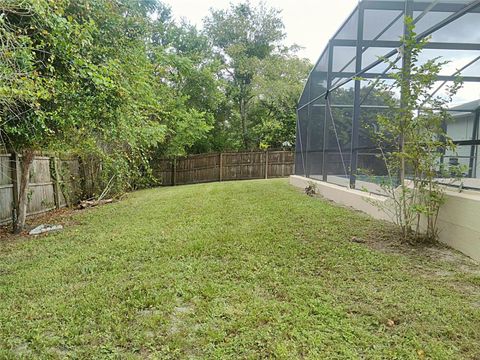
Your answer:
(0, 150), (294, 225)
(0, 154), (82, 225)
(152, 150), (294, 186)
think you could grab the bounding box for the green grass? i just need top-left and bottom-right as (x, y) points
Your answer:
(0, 179), (479, 359)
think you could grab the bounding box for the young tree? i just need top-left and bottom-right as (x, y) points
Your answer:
(372, 18), (462, 242)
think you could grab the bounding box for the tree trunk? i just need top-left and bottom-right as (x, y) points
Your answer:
(14, 150), (34, 234)
(400, 132), (408, 240)
(240, 98), (248, 149)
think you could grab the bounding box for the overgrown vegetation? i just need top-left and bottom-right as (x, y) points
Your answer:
(0, 0), (310, 231)
(0, 179), (479, 358)
(371, 19), (463, 242)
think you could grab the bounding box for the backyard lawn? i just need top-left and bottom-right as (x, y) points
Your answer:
(1, 179), (479, 359)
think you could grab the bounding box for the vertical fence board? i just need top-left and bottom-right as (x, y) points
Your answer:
(0, 186), (13, 224)
(0, 155), (11, 186)
(51, 157), (61, 209)
(0, 155), (13, 224)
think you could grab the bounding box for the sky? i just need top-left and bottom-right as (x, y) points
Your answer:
(161, 0), (479, 104)
(162, 0), (359, 63)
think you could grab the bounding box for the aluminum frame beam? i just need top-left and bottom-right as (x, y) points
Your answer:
(331, 39), (480, 51)
(349, 3), (366, 188)
(328, 72), (480, 82)
(362, 0), (480, 13)
(321, 42), (335, 182)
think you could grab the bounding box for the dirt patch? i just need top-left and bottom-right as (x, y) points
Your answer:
(363, 226), (479, 268)
(357, 226), (480, 301)
(0, 196), (122, 244)
(137, 308), (162, 318)
(13, 343), (31, 357)
(0, 207), (82, 242)
(168, 304), (195, 335)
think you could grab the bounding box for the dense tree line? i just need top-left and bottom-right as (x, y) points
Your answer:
(0, 0), (310, 231)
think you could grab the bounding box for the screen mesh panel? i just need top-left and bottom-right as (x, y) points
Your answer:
(296, 0), (480, 191)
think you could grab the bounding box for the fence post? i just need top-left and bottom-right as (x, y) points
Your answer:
(51, 157), (61, 209)
(219, 152), (223, 182)
(10, 153), (20, 225)
(172, 158), (177, 186)
(78, 157), (84, 199)
(265, 150), (269, 179)
(281, 151), (285, 177)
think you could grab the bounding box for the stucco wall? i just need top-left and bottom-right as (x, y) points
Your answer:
(290, 175), (480, 262)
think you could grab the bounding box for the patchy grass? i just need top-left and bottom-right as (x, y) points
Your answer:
(0, 179), (479, 359)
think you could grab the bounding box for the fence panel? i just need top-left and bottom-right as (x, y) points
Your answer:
(0, 155), (13, 224)
(268, 151), (295, 178)
(222, 151), (264, 180)
(152, 159), (173, 186)
(151, 151), (294, 186)
(26, 156), (55, 216)
(176, 153), (221, 185)
(0, 151), (294, 224)
(0, 154), (83, 225)
(59, 158), (82, 206)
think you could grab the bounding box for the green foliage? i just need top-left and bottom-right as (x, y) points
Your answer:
(372, 18), (463, 242)
(204, 2), (310, 150)
(0, 0), (217, 196)
(0, 0), (309, 201)
(250, 48), (311, 149)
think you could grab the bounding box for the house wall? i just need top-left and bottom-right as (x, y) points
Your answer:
(477, 146), (480, 179)
(445, 112), (478, 177)
(290, 175), (480, 262)
(447, 113), (475, 142)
